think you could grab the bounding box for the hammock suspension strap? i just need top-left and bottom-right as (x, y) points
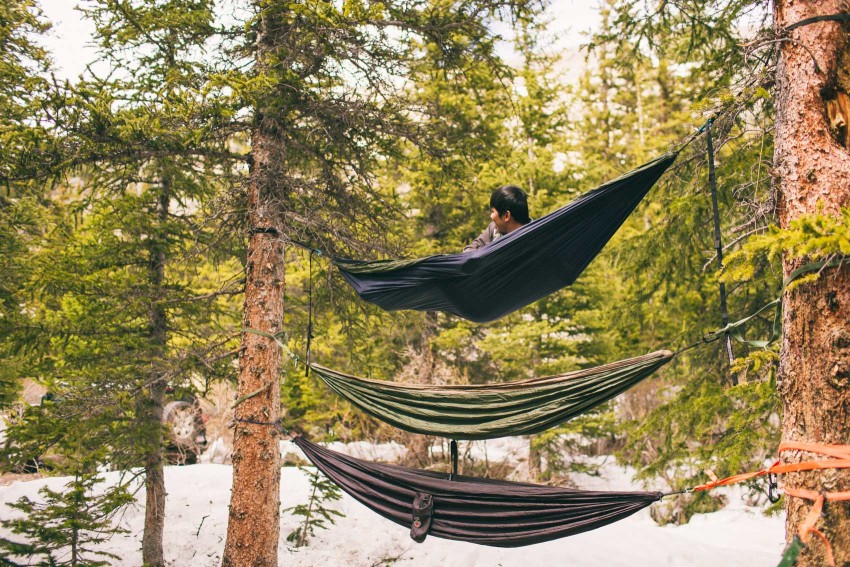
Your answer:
(779, 485), (850, 567)
(306, 249), (315, 377)
(233, 417), (291, 437)
(704, 119), (736, 378)
(248, 226), (280, 236)
(289, 239), (324, 257)
(241, 327), (306, 374)
(691, 441), (850, 492)
(450, 440), (458, 480)
(782, 491), (836, 567)
(784, 13), (850, 32)
(691, 442), (850, 567)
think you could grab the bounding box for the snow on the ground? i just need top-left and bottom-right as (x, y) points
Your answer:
(280, 438), (409, 464)
(0, 440), (786, 567)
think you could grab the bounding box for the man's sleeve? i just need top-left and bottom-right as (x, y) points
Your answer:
(462, 222), (496, 253)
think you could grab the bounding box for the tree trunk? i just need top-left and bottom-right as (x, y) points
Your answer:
(141, 182), (170, 567)
(528, 438), (542, 479)
(221, 137), (285, 567)
(774, 2), (850, 565)
(222, 8), (284, 564)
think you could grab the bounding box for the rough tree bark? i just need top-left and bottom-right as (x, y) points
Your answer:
(222, 7), (284, 564)
(774, 2), (850, 565)
(141, 180), (170, 567)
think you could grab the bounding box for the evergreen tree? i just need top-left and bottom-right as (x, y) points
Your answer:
(577, 0), (783, 521)
(0, 0), (52, 408)
(21, 159), (240, 563)
(0, 461), (133, 567)
(284, 466), (344, 548)
(2, 2), (242, 565)
(582, 4), (850, 555)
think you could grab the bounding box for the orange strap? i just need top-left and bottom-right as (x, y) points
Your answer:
(798, 493), (824, 537)
(693, 442), (850, 492)
(692, 442), (850, 567)
(780, 441), (850, 460)
(784, 486), (850, 502)
(793, 494), (835, 567)
(807, 530), (835, 567)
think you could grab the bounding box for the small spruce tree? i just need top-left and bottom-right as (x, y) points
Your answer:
(284, 466), (344, 548)
(0, 470), (134, 566)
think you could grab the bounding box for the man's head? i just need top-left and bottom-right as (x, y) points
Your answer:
(489, 185), (530, 234)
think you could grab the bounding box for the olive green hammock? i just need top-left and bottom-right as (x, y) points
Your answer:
(308, 350), (673, 440)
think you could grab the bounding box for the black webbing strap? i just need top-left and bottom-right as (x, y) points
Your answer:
(784, 14), (850, 32)
(305, 250), (314, 377)
(448, 440), (459, 480)
(678, 116), (719, 152)
(248, 226), (280, 236)
(705, 119), (736, 380)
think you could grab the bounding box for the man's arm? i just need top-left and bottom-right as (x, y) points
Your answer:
(462, 222), (497, 253)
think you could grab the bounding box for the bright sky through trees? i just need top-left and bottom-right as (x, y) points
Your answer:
(39, 0), (602, 80)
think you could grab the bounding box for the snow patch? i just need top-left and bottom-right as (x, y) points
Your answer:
(0, 447), (786, 566)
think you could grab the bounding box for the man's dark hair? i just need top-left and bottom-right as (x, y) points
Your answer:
(490, 185), (530, 224)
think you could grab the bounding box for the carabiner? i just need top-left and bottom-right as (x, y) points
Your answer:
(767, 473), (781, 503)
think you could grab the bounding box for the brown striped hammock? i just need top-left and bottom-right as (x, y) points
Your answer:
(294, 435), (663, 547)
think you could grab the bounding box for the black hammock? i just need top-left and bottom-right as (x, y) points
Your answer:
(336, 152), (677, 322)
(309, 350), (673, 440)
(294, 436), (662, 547)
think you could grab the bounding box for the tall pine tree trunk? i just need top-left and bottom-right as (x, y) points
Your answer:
(222, 7), (284, 564)
(141, 182), (170, 567)
(774, 2), (850, 565)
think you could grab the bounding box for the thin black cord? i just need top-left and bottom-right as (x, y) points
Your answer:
(661, 489), (693, 498)
(233, 417), (290, 436)
(673, 334), (718, 356)
(305, 250), (314, 377)
(289, 239), (323, 256)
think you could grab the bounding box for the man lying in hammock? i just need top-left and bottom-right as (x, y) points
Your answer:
(463, 185), (532, 252)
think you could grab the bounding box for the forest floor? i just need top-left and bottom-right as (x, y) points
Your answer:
(0, 438), (786, 566)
